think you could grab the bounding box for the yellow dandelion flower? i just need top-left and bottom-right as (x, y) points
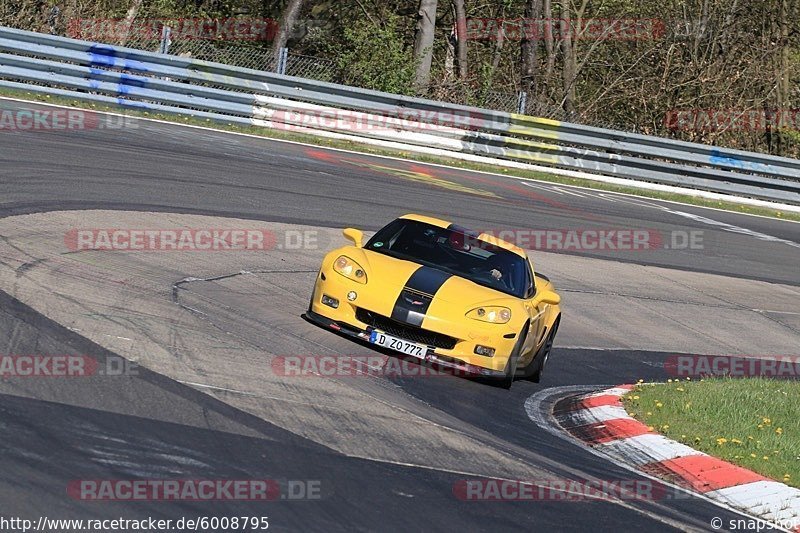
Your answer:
(655, 402), (663, 408)
(750, 454), (757, 458)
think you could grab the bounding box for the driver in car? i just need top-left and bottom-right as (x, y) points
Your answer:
(487, 254), (509, 285)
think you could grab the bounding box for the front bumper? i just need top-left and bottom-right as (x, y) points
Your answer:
(307, 269), (519, 377)
(303, 308), (506, 378)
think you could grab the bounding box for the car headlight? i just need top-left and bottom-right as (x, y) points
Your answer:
(466, 306), (512, 324)
(333, 256), (367, 284)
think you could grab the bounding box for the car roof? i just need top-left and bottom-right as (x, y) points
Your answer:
(399, 214), (528, 258)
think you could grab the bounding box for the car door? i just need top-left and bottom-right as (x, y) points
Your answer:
(520, 259), (543, 364)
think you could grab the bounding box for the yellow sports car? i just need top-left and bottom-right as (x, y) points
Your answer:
(304, 214), (561, 388)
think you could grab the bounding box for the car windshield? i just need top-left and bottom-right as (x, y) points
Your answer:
(366, 219), (529, 298)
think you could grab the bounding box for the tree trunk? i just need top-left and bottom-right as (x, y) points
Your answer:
(272, 0), (304, 71)
(413, 0), (439, 93)
(453, 0), (468, 80)
(561, 0), (576, 117)
(542, 0), (555, 95)
(444, 26), (456, 83)
(491, 21), (504, 72)
(775, 0), (790, 155)
(117, 0), (143, 47)
(521, 0), (542, 96)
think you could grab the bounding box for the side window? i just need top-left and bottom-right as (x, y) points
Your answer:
(525, 261), (536, 298)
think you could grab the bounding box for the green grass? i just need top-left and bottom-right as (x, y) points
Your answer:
(624, 378), (800, 488)
(3, 87), (799, 223)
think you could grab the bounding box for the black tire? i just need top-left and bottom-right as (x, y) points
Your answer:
(498, 326), (527, 389)
(527, 318), (559, 383)
(308, 285), (318, 313)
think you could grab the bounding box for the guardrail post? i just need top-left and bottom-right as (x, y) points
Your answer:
(48, 5), (61, 35)
(517, 91), (528, 115)
(276, 47), (289, 75)
(158, 26), (172, 55)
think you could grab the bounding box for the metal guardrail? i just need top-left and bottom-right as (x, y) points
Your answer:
(0, 26), (799, 205)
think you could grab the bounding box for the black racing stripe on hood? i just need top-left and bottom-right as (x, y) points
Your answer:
(390, 266), (452, 327)
(405, 265), (453, 296)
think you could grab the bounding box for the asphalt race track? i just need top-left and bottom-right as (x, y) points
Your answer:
(1, 99), (799, 532)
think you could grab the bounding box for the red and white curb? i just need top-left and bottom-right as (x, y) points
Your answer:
(557, 384), (800, 532)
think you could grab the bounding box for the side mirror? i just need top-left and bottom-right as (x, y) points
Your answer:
(538, 290), (561, 306)
(343, 228), (364, 248)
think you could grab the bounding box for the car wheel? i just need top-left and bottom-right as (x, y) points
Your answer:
(499, 326), (527, 389)
(528, 318), (559, 383)
(307, 289), (316, 313)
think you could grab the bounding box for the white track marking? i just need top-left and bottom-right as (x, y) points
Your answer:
(523, 177), (800, 249)
(2, 95), (799, 218)
(668, 209), (800, 249)
(573, 405), (630, 423)
(599, 434), (705, 466)
(554, 186), (592, 198)
(585, 387), (633, 397)
(518, 181), (565, 195)
(522, 181), (591, 198)
(707, 482), (800, 525)
(592, 193), (620, 202)
(553, 405), (630, 427)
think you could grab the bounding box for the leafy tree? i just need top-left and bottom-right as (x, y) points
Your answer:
(331, 14), (418, 95)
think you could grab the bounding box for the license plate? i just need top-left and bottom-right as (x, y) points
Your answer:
(369, 330), (427, 359)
